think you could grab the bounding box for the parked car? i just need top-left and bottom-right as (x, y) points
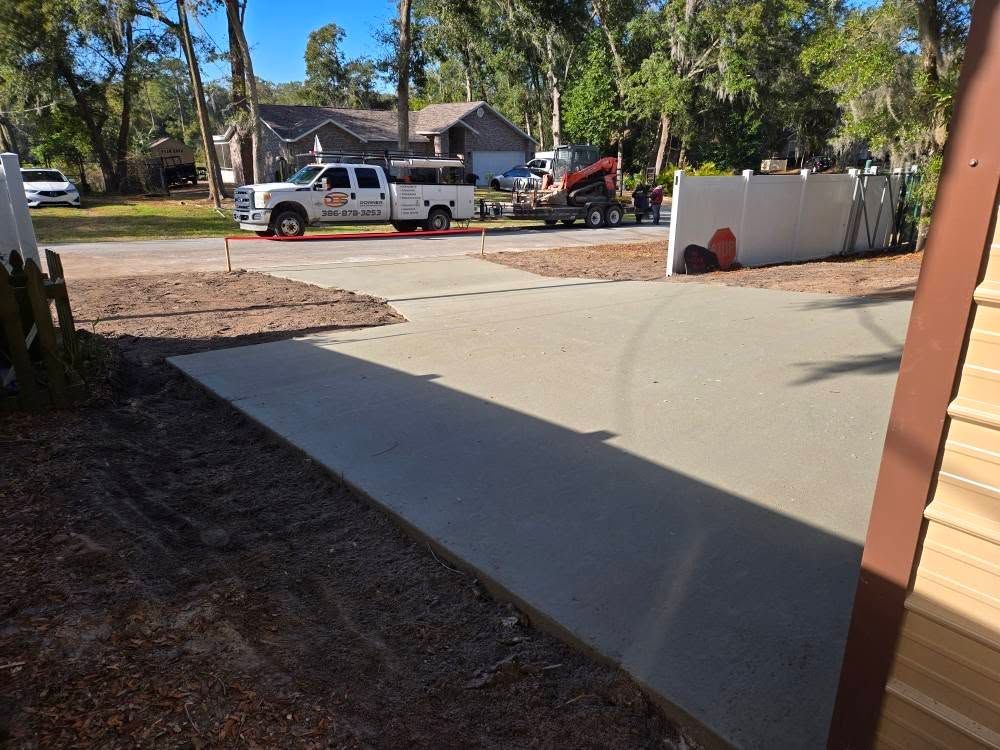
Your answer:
(489, 165), (544, 192)
(20, 168), (81, 208)
(808, 155), (833, 172)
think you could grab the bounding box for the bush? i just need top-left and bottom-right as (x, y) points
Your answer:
(908, 153), (941, 229)
(688, 162), (734, 177)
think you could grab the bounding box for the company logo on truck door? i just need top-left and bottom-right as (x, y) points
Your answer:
(323, 192), (349, 208)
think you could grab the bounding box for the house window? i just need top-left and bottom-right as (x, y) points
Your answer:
(214, 143), (233, 170)
(355, 167), (381, 189)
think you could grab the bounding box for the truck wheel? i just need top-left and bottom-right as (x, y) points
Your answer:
(273, 210), (305, 237)
(424, 208), (451, 231)
(604, 204), (624, 227)
(392, 221), (419, 232)
(561, 219), (576, 226)
(585, 206), (605, 229)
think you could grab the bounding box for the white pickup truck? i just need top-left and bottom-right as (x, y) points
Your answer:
(233, 156), (475, 236)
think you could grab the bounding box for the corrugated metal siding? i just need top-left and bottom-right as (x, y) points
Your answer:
(874, 202), (1000, 749)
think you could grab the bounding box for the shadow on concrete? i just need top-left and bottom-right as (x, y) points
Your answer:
(791, 301), (907, 384)
(172, 335), (868, 749)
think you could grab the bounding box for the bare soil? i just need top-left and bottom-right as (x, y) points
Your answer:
(484, 241), (922, 298)
(1, 272), (689, 748)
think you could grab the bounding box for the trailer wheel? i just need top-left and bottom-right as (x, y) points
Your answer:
(604, 204), (624, 227)
(424, 208), (451, 231)
(273, 209), (305, 237)
(585, 205), (605, 228)
(561, 218), (576, 226)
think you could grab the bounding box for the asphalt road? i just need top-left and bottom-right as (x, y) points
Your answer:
(47, 222), (669, 279)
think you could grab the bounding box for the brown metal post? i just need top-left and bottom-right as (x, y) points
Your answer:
(827, 2), (1000, 747)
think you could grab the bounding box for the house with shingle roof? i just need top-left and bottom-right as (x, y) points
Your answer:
(215, 101), (536, 186)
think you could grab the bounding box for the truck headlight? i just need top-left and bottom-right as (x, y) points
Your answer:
(254, 191), (271, 208)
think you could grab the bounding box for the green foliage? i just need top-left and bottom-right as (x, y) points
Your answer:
(302, 23), (385, 108)
(801, 0), (969, 160)
(687, 162), (733, 176)
(909, 153), (942, 227)
(563, 37), (620, 147)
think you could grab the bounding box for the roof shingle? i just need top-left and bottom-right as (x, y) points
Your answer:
(259, 104), (428, 143)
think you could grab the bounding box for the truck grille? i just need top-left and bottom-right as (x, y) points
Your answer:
(234, 187), (253, 210)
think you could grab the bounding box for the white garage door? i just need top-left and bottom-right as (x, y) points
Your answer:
(470, 151), (525, 186)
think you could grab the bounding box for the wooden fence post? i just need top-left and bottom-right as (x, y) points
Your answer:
(23, 259), (68, 407)
(0, 264), (42, 408)
(44, 250), (78, 364)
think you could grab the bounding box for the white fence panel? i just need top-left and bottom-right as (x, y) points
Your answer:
(0, 152), (40, 266)
(666, 168), (907, 276)
(665, 173), (744, 275)
(798, 174), (856, 259)
(740, 174), (801, 267)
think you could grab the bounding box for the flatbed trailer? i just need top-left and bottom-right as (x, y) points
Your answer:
(478, 196), (627, 228)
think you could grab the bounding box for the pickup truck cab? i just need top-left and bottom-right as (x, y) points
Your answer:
(233, 156), (474, 236)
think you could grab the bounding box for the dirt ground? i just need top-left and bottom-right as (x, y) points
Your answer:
(483, 241), (923, 298)
(1, 272), (691, 748)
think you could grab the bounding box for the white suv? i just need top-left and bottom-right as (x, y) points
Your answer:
(21, 168), (81, 208)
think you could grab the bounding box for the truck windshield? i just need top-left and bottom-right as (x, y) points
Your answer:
(286, 165), (324, 185)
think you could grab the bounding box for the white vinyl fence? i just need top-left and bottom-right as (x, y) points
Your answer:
(0, 152), (40, 267)
(666, 168), (909, 275)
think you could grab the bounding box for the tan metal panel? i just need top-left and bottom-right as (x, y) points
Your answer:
(931, 471), (1000, 527)
(878, 683), (1000, 749)
(897, 609), (1000, 678)
(947, 409), (1000, 454)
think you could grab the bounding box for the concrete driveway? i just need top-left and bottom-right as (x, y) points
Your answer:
(47, 223), (667, 279)
(170, 255), (911, 748)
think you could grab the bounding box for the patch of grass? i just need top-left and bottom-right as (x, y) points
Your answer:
(33, 189), (539, 243)
(32, 195), (233, 243)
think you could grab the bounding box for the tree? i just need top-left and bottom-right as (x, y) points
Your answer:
(563, 37), (620, 148)
(302, 24), (383, 108)
(397, 0), (414, 150)
(173, 0), (225, 204)
(225, 0), (252, 184)
(225, 0), (263, 183)
(0, 0), (166, 191)
(802, 0), (970, 243)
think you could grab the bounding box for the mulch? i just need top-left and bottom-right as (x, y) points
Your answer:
(1, 271), (692, 748)
(483, 241), (922, 298)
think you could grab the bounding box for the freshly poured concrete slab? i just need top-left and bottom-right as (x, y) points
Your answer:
(171, 257), (911, 748)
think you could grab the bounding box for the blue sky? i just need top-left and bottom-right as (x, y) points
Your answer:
(195, 1), (398, 83)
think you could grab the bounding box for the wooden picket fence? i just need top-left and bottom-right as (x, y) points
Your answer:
(0, 249), (84, 410)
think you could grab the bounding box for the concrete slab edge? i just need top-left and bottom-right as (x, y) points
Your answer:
(167, 355), (728, 750)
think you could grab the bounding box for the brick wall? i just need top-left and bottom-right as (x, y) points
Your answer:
(466, 108), (533, 161)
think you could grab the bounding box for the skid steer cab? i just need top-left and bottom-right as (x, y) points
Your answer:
(233, 151), (475, 236)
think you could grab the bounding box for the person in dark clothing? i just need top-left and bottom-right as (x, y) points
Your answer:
(650, 183), (664, 225)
